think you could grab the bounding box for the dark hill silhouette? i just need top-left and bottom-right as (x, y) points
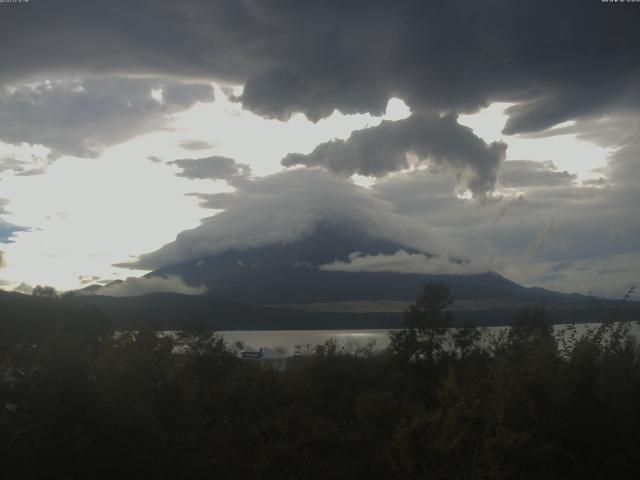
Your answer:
(74, 292), (401, 330)
(3, 289), (637, 331)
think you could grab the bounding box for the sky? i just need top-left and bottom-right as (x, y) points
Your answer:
(0, 0), (638, 297)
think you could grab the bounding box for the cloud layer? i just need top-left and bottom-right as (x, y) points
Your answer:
(2, 1), (637, 130)
(125, 168), (457, 270)
(283, 115), (506, 195)
(2, 1), (638, 204)
(94, 276), (206, 297)
(0, 77), (213, 157)
(320, 250), (488, 276)
(123, 133), (639, 296)
(169, 155), (250, 182)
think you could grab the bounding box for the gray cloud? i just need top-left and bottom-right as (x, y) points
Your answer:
(0, 158), (28, 175)
(122, 168), (459, 270)
(186, 192), (240, 211)
(499, 160), (577, 188)
(180, 139), (215, 151)
(169, 155), (250, 181)
(16, 167), (47, 177)
(78, 275), (102, 286)
(282, 115), (507, 195)
(0, 151), (49, 176)
(528, 253), (639, 298)
(525, 222), (568, 258)
(0, 77), (213, 157)
(370, 143), (640, 297)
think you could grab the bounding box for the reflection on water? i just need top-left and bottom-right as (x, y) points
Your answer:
(219, 329), (392, 355)
(218, 322), (640, 357)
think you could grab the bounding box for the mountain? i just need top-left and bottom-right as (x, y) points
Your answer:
(61, 223), (638, 330)
(146, 223), (586, 305)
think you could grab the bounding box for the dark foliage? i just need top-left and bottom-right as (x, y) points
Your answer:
(1, 284), (640, 479)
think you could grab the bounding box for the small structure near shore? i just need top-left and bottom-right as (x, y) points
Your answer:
(240, 347), (288, 371)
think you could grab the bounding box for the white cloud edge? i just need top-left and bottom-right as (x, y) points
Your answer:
(319, 250), (490, 276)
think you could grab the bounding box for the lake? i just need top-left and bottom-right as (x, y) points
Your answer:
(218, 322), (640, 356)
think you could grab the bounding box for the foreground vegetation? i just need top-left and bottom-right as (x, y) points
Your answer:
(1, 285), (640, 479)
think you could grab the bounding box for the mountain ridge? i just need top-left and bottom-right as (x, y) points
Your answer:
(143, 223), (590, 305)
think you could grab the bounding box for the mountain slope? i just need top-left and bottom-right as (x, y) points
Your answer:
(146, 223), (586, 305)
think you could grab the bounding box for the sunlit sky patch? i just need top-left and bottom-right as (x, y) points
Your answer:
(0, 88), (417, 289)
(458, 103), (611, 181)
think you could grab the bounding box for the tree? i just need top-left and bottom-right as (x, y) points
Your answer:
(390, 282), (454, 363)
(32, 285), (58, 299)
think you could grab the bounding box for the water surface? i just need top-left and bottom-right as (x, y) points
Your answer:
(218, 322), (640, 356)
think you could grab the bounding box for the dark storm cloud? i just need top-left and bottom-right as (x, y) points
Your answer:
(0, 0), (261, 85)
(169, 156), (250, 181)
(282, 115), (506, 195)
(229, 1), (640, 132)
(1, 0), (638, 131)
(0, 77), (213, 157)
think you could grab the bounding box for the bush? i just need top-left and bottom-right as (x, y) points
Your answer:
(1, 285), (640, 478)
